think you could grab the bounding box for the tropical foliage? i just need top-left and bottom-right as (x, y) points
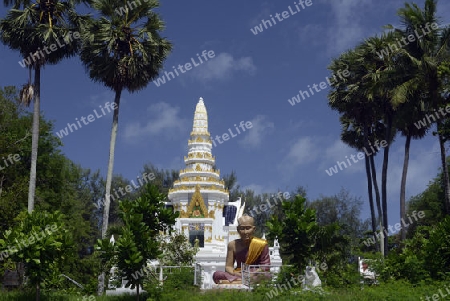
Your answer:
(96, 184), (178, 301)
(0, 210), (74, 301)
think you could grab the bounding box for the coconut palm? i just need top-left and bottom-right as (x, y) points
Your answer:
(397, 101), (429, 240)
(329, 30), (414, 255)
(360, 32), (406, 255)
(394, 0), (450, 214)
(0, 0), (85, 213)
(78, 0), (172, 293)
(328, 44), (388, 254)
(365, 29), (430, 241)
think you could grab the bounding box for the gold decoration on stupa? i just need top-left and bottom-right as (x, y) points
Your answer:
(195, 164), (202, 171)
(186, 184), (208, 218)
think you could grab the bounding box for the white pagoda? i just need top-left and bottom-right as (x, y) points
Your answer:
(167, 97), (239, 256)
(166, 98), (281, 289)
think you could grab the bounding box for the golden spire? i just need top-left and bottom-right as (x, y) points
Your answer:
(192, 97), (209, 135)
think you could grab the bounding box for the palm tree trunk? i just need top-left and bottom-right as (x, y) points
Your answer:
(98, 88), (122, 295)
(381, 114), (393, 256)
(400, 134), (411, 240)
(364, 155), (378, 249)
(370, 153), (383, 254)
(28, 66), (40, 213)
(137, 283), (140, 301)
(437, 121), (450, 214)
(363, 126), (377, 249)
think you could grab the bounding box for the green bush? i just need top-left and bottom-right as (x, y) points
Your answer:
(324, 262), (360, 288)
(372, 217), (450, 284)
(143, 267), (197, 301)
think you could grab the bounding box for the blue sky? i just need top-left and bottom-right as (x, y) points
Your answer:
(1, 0), (449, 225)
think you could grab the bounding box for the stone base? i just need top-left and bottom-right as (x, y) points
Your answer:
(105, 286), (146, 296)
(211, 283), (250, 290)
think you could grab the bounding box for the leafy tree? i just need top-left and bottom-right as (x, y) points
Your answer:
(0, 86), (32, 230)
(309, 188), (369, 253)
(379, 216), (450, 283)
(223, 170), (240, 201)
(0, 86), (109, 293)
(136, 163), (179, 196)
(157, 232), (198, 266)
(0, 210), (74, 301)
(79, 0), (172, 291)
(0, 0), (85, 213)
(407, 168), (448, 237)
(266, 194), (344, 273)
(96, 184), (178, 300)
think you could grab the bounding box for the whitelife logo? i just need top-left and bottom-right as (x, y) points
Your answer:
(376, 22), (438, 59)
(414, 104), (450, 130)
(287, 68), (350, 106)
(362, 211), (425, 247)
(153, 50), (216, 87)
(325, 139), (388, 176)
(250, 0), (313, 35)
(18, 31), (80, 68)
(211, 121), (252, 148)
(0, 154), (21, 171)
(93, 172), (155, 209)
(55, 101), (117, 139)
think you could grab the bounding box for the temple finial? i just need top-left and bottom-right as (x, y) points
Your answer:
(192, 97), (208, 134)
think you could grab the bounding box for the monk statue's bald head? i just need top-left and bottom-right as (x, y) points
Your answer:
(238, 214), (255, 226)
(237, 214), (256, 242)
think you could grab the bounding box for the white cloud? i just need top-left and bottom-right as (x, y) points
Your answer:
(278, 137), (320, 175)
(122, 102), (187, 141)
(85, 91), (116, 108)
(248, 3), (272, 27)
(325, 0), (368, 55)
(190, 52), (256, 83)
(238, 115), (274, 149)
(321, 139), (365, 174)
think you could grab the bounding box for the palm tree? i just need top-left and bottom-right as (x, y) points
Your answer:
(366, 29), (430, 241)
(395, 0), (450, 214)
(79, 0), (172, 294)
(0, 0), (84, 214)
(395, 96), (429, 240)
(361, 32), (404, 255)
(328, 46), (386, 253)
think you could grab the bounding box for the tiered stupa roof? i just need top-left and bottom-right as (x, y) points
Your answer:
(168, 98), (229, 210)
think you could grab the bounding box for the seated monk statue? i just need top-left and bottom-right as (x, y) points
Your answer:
(213, 214), (270, 284)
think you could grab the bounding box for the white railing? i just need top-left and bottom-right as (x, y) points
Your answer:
(193, 262), (287, 289)
(150, 265), (193, 283)
(241, 263), (274, 288)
